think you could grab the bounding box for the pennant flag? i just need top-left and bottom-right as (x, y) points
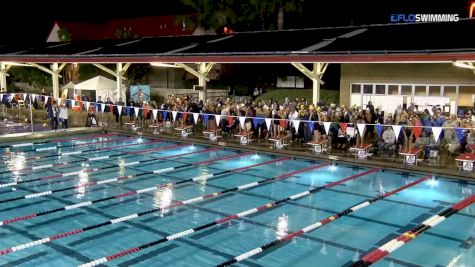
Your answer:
(152, 109), (158, 120)
(31, 94), (36, 100)
(172, 111), (177, 122)
(357, 123), (366, 137)
(239, 116), (246, 129)
(126, 106), (131, 115)
(432, 127), (442, 142)
(215, 115), (221, 126)
(84, 101), (90, 112)
(0, 94), (3, 102)
(162, 111), (168, 121)
(204, 114), (209, 126)
(376, 125), (384, 138)
(293, 120), (301, 132)
(183, 112), (188, 123)
(45, 96), (49, 104)
(308, 121), (314, 132)
(117, 105), (122, 116)
(101, 103), (105, 114)
(392, 125), (402, 139)
(193, 113), (199, 124)
(323, 122), (331, 135)
(455, 128), (464, 143)
(339, 122), (347, 135)
(412, 126), (422, 140)
(10, 93), (15, 100)
(227, 116), (233, 126)
(279, 119), (287, 129)
(23, 93), (27, 101)
(265, 118), (272, 130)
(253, 118), (259, 129)
(134, 107), (139, 118)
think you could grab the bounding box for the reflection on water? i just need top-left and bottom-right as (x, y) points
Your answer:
(118, 158), (125, 177)
(320, 241), (327, 255)
(75, 163), (89, 199)
(153, 187), (173, 217)
(4, 152), (25, 179)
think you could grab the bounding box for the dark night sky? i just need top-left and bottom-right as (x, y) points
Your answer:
(0, 0), (472, 43)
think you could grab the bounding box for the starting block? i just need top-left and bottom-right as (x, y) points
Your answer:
(350, 143), (373, 159)
(456, 153), (475, 172)
(149, 122), (165, 135)
(307, 139), (328, 154)
(175, 125), (193, 137)
(203, 129), (222, 141)
(234, 131), (253, 145)
(269, 135), (289, 149)
(399, 147), (423, 166)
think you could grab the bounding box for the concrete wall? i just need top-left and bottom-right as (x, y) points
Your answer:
(339, 63), (475, 106)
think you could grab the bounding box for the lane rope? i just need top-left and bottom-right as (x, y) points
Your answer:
(0, 133), (116, 149)
(0, 162), (329, 255)
(352, 193), (475, 267)
(0, 155), (284, 226)
(79, 167), (379, 267)
(215, 174), (433, 267)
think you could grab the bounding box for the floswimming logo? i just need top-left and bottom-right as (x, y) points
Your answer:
(390, 14), (460, 23)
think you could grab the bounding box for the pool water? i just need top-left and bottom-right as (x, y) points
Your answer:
(0, 133), (473, 267)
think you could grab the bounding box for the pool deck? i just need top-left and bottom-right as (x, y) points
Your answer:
(1, 127), (473, 180)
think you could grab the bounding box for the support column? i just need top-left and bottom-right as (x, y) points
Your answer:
(0, 62), (7, 92)
(312, 77), (320, 105)
(116, 63), (123, 101)
(291, 63), (327, 105)
(51, 63), (60, 98)
(198, 63), (207, 101)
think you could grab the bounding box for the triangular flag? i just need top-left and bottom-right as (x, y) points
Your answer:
(412, 126), (422, 140)
(227, 116), (234, 126)
(45, 96), (49, 104)
(193, 113), (199, 124)
(455, 128), (464, 143)
(84, 101), (90, 111)
(0, 94), (3, 102)
(215, 115), (221, 126)
(10, 93), (15, 100)
(117, 105), (122, 116)
(253, 118), (259, 129)
(279, 119), (287, 129)
(357, 123), (366, 137)
(293, 120), (301, 132)
(265, 118), (272, 130)
(23, 93), (27, 101)
(239, 116), (246, 129)
(376, 125), (384, 137)
(162, 111), (168, 121)
(323, 122), (331, 135)
(308, 121), (314, 132)
(432, 127), (442, 142)
(182, 112), (188, 123)
(172, 111), (177, 122)
(101, 103), (105, 114)
(392, 125), (402, 139)
(339, 122), (347, 135)
(134, 107), (139, 118)
(204, 114), (209, 126)
(31, 94), (36, 100)
(152, 109), (158, 120)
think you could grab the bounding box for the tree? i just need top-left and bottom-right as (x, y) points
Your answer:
(57, 27), (72, 42)
(178, 0), (303, 32)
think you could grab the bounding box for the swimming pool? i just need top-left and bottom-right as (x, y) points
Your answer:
(0, 133), (473, 267)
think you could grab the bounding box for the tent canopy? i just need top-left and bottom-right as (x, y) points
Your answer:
(74, 75), (125, 102)
(62, 81), (75, 89)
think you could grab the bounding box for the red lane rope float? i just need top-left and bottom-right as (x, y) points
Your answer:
(0, 136), (137, 167)
(0, 134), (129, 156)
(0, 132), (116, 149)
(79, 167), (379, 267)
(0, 155), (285, 226)
(0, 139), (167, 177)
(352, 193), (475, 267)
(0, 161), (329, 256)
(0, 143), (211, 203)
(215, 174), (433, 267)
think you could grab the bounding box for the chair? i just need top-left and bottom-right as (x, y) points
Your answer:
(17, 100), (25, 109)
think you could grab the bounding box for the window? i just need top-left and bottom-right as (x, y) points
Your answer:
(429, 86), (441, 96)
(415, 85), (426, 96)
(375, 84), (385, 94)
(351, 84), (361, 94)
(363, 84), (373, 94)
(401, 85), (412, 95)
(388, 85), (398, 95)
